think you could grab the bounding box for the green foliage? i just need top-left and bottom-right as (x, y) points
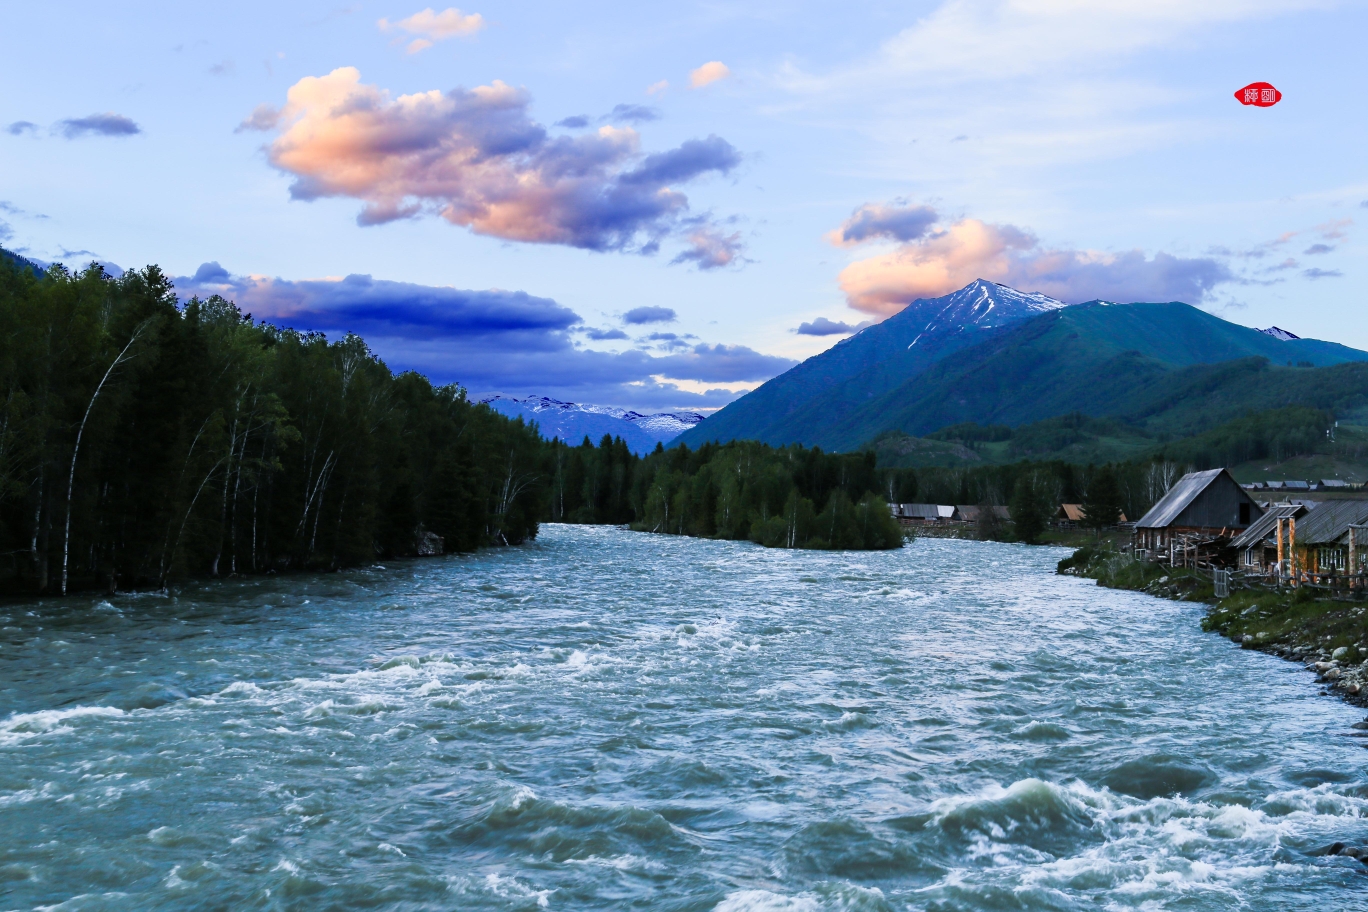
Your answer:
(693, 298), (1368, 454)
(927, 422), (1013, 443)
(554, 437), (903, 551)
(1081, 465), (1125, 530)
(1158, 406), (1333, 469)
(1009, 471), (1051, 544)
(0, 256), (547, 595)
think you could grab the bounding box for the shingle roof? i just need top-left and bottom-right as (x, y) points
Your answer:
(1229, 503), (1306, 550)
(1135, 468), (1226, 529)
(1058, 504), (1086, 522)
(1292, 499), (1368, 546)
(896, 503), (948, 520)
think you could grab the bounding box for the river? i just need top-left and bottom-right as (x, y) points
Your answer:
(2, 525), (1367, 910)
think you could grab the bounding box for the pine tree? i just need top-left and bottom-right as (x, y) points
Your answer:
(1010, 475), (1047, 544)
(1082, 465), (1124, 532)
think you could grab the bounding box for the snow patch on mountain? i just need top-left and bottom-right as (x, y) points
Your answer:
(1261, 326), (1301, 341)
(481, 395), (704, 453)
(842, 278), (1068, 351)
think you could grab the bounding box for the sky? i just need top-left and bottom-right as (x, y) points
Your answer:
(2, 1), (1366, 413)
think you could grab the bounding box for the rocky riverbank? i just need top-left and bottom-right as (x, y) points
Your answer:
(1059, 546), (1368, 709)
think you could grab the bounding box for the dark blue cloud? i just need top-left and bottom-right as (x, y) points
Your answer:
(796, 317), (862, 336)
(622, 135), (740, 186)
(603, 104), (660, 124)
(837, 203), (939, 244)
(1302, 267), (1343, 280)
(171, 266), (793, 412)
(554, 115), (590, 128)
(623, 305), (676, 325)
(57, 113), (141, 139)
(192, 261), (231, 283)
(1303, 243), (1334, 255)
(176, 271), (580, 341)
(6, 121), (37, 136)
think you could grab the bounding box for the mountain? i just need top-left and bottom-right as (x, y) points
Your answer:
(675, 280), (1067, 450)
(678, 280), (1368, 452)
(820, 302), (1368, 451)
(481, 395), (703, 454)
(0, 247), (45, 276)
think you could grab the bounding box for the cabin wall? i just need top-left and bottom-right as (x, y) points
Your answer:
(1173, 477), (1259, 530)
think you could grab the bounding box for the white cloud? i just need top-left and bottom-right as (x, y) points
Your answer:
(689, 62), (731, 89)
(832, 206), (1234, 315)
(378, 7), (484, 53)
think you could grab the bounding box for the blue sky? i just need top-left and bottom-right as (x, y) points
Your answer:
(3, 1), (1365, 412)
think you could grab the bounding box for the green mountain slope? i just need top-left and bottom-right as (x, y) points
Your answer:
(676, 280), (1067, 449)
(820, 302), (1368, 451)
(681, 287), (1368, 452)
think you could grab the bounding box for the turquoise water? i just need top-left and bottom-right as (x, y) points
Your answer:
(2, 525), (1367, 910)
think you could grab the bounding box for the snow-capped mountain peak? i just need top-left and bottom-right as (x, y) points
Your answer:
(480, 395), (704, 453)
(889, 279), (1068, 349)
(1261, 326), (1300, 341)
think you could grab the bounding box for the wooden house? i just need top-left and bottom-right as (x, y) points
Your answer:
(1285, 499), (1368, 580)
(1055, 504), (1086, 528)
(1133, 469), (1263, 562)
(1228, 503), (1308, 573)
(955, 505), (1011, 524)
(890, 503), (953, 525)
(1055, 503), (1127, 527)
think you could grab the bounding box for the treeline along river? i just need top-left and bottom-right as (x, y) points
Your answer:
(4, 525), (1368, 910)
(0, 258), (899, 597)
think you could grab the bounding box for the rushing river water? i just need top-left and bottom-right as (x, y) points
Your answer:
(3, 525), (1368, 911)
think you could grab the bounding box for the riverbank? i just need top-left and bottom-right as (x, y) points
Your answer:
(1059, 546), (1368, 707)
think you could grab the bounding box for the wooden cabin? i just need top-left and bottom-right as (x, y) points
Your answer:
(1286, 499), (1368, 580)
(1055, 503), (1127, 527)
(890, 503), (954, 525)
(955, 505), (1011, 523)
(1133, 468), (1263, 562)
(1055, 504), (1086, 528)
(1229, 503), (1308, 573)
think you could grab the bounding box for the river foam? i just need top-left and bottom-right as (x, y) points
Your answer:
(2, 526), (1365, 909)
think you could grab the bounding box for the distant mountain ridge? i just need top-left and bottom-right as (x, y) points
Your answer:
(676, 280), (1069, 450)
(676, 280), (1368, 452)
(481, 395), (703, 454)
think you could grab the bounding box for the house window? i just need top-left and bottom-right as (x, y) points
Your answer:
(1239, 503), (1250, 525)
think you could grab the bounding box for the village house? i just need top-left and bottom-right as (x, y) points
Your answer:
(1284, 499), (1368, 581)
(889, 504), (954, 525)
(954, 505), (1011, 524)
(1054, 503), (1127, 528)
(1055, 504), (1086, 528)
(1229, 503), (1309, 574)
(1133, 468), (1263, 564)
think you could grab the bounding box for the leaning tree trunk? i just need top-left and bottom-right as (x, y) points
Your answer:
(61, 324), (147, 596)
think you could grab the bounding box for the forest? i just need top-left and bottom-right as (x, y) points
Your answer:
(546, 436), (904, 550)
(8, 250), (1333, 597)
(0, 255), (903, 596)
(0, 257), (545, 596)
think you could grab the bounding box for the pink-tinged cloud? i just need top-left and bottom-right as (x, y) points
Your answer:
(833, 205), (1233, 316)
(671, 225), (743, 270)
(243, 68), (742, 258)
(378, 7), (485, 47)
(689, 62), (730, 88)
